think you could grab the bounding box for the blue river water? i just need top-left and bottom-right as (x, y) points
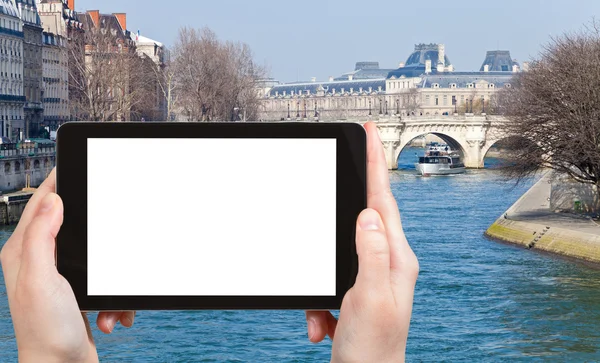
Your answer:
(3, 148), (600, 362)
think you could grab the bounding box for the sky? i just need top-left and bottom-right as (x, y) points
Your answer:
(72, 0), (600, 83)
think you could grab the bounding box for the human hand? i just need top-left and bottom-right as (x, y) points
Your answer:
(305, 122), (419, 363)
(0, 169), (136, 363)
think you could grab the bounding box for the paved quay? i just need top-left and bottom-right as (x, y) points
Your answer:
(486, 173), (600, 265)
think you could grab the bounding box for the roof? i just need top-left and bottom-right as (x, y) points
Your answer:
(0, 0), (20, 18)
(266, 78), (386, 97)
(134, 34), (163, 47)
(479, 50), (519, 72)
(418, 72), (515, 88)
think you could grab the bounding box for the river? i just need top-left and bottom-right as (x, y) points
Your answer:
(2, 148), (600, 362)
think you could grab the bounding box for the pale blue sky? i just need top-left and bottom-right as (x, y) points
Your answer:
(73, 0), (599, 82)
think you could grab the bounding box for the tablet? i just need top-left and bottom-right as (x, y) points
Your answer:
(56, 122), (366, 311)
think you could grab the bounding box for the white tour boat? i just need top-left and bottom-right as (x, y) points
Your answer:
(415, 142), (466, 176)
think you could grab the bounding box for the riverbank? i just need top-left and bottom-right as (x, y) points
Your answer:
(485, 173), (600, 265)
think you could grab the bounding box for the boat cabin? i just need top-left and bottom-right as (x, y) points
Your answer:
(418, 156), (464, 168)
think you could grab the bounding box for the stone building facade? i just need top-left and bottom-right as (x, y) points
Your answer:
(38, 0), (84, 123)
(17, 0), (43, 138)
(135, 32), (170, 120)
(259, 44), (522, 121)
(0, 1), (25, 141)
(41, 31), (68, 129)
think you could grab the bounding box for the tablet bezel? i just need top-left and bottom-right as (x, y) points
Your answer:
(56, 122), (366, 310)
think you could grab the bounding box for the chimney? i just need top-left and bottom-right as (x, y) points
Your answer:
(311, 77), (316, 82)
(425, 60), (432, 74)
(512, 64), (519, 73)
(348, 74), (353, 81)
(522, 62), (530, 71)
(484, 64), (489, 72)
(328, 76), (333, 82)
(114, 13), (127, 31)
(398, 62), (405, 68)
(88, 10), (100, 27)
(67, 0), (75, 11)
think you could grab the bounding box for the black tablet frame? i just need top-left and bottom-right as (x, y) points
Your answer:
(56, 122), (366, 311)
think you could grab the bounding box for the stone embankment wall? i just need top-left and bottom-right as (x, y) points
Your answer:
(0, 195), (32, 225)
(486, 219), (600, 264)
(0, 146), (55, 192)
(485, 174), (600, 264)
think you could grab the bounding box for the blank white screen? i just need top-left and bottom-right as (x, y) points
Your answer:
(87, 138), (336, 296)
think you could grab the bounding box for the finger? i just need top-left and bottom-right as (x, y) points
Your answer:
(97, 312), (123, 334)
(354, 208), (390, 290)
(305, 311), (330, 343)
(20, 193), (63, 276)
(325, 312), (338, 340)
(364, 122), (412, 264)
(119, 311), (136, 328)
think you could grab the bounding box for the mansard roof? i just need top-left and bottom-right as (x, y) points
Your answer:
(266, 78), (386, 97)
(0, 0), (20, 18)
(418, 72), (515, 88)
(334, 61), (396, 81)
(77, 11), (132, 42)
(479, 50), (519, 72)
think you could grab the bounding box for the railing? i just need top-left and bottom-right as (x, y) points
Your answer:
(0, 144), (55, 158)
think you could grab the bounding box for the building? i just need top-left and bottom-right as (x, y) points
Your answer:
(259, 43), (520, 121)
(76, 10), (136, 121)
(0, 1), (25, 141)
(41, 31), (68, 129)
(37, 0), (83, 38)
(16, 0), (43, 138)
(37, 0), (84, 125)
(134, 32), (170, 120)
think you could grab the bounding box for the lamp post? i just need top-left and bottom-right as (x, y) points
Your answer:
(287, 102), (290, 119)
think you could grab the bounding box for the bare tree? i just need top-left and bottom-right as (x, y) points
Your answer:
(68, 26), (154, 121)
(498, 21), (600, 210)
(171, 27), (266, 121)
(404, 88), (421, 115)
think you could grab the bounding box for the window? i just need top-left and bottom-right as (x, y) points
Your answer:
(435, 97), (439, 106)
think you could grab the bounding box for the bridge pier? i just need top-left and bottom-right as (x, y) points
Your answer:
(464, 140), (486, 168)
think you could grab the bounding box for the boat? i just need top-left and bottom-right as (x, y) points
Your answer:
(415, 142), (465, 176)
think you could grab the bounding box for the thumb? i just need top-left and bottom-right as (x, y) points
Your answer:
(21, 193), (64, 274)
(354, 208), (390, 290)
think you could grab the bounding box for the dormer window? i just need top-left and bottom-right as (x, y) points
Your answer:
(489, 83), (495, 88)
(505, 83), (511, 88)
(467, 83), (474, 88)
(432, 83), (439, 88)
(450, 83), (457, 89)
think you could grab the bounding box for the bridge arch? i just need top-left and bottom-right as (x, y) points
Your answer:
(393, 131), (471, 169)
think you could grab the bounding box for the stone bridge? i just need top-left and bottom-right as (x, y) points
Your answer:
(325, 115), (509, 170)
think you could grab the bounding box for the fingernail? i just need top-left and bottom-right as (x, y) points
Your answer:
(359, 209), (382, 231)
(38, 194), (56, 214)
(308, 319), (316, 340)
(107, 316), (118, 333)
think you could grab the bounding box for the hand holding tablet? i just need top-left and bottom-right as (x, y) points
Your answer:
(0, 122), (419, 362)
